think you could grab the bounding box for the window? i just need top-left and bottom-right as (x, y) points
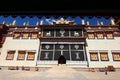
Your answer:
(100, 52), (109, 61)
(13, 32), (20, 39)
(22, 32), (29, 39)
(70, 29), (82, 37)
(90, 52), (99, 61)
(97, 32), (104, 39)
(106, 32), (113, 39)
(43, 29), (54, 37)
(27, 51), (35, 60)
(112, 52), (120, 61)
(56, 29), (69, 37)
(6, 51), (15, 60)
(31, 32), (38, 38)
(40, 44), (54, 60)
(88, 32), (95, 39)
(17, 51), (26, 60)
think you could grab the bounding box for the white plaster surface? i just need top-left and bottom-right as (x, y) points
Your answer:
(86, 37), (120, 68)
(0, 37), (39, 66)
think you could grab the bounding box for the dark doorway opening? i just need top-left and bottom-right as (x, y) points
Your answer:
(58, 55), (66, 64)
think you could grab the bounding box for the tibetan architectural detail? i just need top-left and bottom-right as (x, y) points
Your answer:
(0, 16), (117, 26)
(52, 18), (74, 25)
(0, 16), (120, 68)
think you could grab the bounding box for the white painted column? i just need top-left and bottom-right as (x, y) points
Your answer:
(25, 51), (27, 61)
(69, 44), (72, 60)
(13, 50), (18, 60)
(53, 44), (55, 60)
(108, 50), (113, 62)
(83, 44), (87, 61)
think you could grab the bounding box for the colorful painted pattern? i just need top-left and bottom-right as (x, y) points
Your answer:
(0, 16), (113, 26)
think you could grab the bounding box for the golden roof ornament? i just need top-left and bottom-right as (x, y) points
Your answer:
(2, 21), (5, 24)
(60, 18), (65, 24)
(110, 19), (115, 25)
(40, 20), (44, 25)
(97, 21), (100, 25)
(23, 22), (26, 26)
(26, 22), (29, 26)
(12, 20), (16, 26)
(87, 21), (89, 25)
(82, 19), (85, 25)
(100, 22), (103, 25)
(36, 22), (39, 26)
(53, 17), (73, 24)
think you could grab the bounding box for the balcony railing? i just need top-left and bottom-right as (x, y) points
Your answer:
(37, 60), (87, 65)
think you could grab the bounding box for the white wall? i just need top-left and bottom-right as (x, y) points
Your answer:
(1, 36), (120, 68)
(0, 37), (40, 67)
(86, 37), (120, 68)
(0, 48), (1, 55)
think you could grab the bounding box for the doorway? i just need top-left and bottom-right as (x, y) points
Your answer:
(58, 55), (66, 64)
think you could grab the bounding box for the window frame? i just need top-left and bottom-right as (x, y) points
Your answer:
(13, 32), (21, 39)
(22, 32), (29, 39)
(96, 31), (104, 39)
(27, 51), (35, 60)
(17, 51), (26, 60)
(90, 52), (99, 61)
(106, 31), (114, 39)
(100, 52), (109, 61)
(112, 52), (120, 61)
(31, 32), (38, 39)
(87, 32), (95, 39)
(6, 50), (15, 60)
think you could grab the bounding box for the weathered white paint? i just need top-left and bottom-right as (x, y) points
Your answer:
(0, 37), (40, 67)
(86, 37), (120, 68)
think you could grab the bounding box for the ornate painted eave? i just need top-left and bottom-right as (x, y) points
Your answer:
(0, 16), (117, 26)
